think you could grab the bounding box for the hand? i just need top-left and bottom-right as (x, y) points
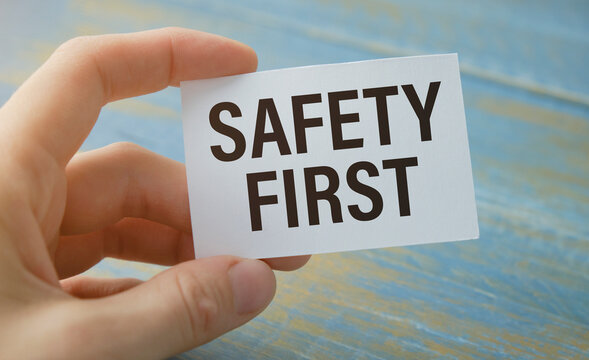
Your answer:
(0, 27), (310, 359)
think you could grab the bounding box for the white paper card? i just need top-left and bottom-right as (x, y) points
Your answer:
(181, 54), (478, 259)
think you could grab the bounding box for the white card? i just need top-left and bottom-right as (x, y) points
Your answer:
(181, 54), (478, 259)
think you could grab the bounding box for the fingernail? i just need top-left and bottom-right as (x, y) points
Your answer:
(229, 259), (276, 315)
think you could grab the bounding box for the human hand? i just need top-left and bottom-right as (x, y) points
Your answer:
(0, 27), (310, 359)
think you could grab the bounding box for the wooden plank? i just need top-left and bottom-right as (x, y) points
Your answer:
(0, 0), (587, 358)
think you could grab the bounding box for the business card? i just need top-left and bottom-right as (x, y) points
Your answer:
(181, 54), (478, 258)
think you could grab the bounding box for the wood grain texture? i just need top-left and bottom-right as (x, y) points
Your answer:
(0, 1), (587, 358)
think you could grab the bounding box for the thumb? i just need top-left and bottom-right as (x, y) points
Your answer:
(60, 257), (276, 359)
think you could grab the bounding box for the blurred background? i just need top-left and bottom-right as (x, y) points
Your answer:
(1, 1), (588, 359)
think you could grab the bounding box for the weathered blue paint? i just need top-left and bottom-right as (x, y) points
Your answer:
(0, 1), (587, 358)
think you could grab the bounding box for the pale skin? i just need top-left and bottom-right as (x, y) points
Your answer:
(0, 27), (310, 359)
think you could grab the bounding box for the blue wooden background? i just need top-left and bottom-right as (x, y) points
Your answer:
(1, 1), (588, 359)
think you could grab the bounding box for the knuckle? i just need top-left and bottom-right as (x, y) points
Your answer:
(107, 141), (147, 161)
(161, 26), (192, 41)
(162, 26), (183, 34)
(51, 35), (109, 99)
(105, 142), (173, 223)
(55, 35), (96, 57)
(172, 268), (227, 342)
(105, 142), (149, 218)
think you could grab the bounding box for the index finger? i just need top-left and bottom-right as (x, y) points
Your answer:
(0, 27), (257, 165)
